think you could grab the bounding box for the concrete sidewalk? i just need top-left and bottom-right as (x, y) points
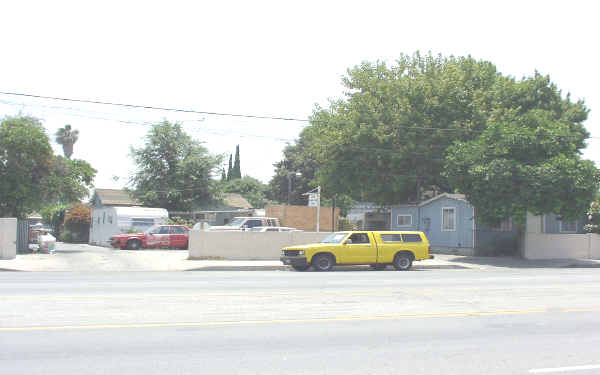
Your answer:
(2, 244), (600, 272)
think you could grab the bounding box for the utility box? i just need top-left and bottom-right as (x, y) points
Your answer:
(0, 218), (17, 260)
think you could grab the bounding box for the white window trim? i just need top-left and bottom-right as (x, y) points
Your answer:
(442, 207), (456, 232)
(559, 220), (578, 233)
(396, 214), (412, 227)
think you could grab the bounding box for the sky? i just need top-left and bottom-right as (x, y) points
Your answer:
(1, 0), (598, 192)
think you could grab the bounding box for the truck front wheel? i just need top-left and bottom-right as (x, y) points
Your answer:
(128, 239), (142, 250)
(291, 264), (311, 271)
(312, 254), (334, 272)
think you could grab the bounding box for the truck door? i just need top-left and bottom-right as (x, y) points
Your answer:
(344, 232), (377, 264)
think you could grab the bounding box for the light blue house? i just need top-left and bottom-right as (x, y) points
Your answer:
(390, 194), (519, 255)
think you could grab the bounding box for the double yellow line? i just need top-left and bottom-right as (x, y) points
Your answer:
(3, 307), (599, 332)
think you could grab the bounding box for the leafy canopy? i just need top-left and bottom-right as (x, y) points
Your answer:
(222, 176), (268, 208)
(294, 52), (597, 224)
(305, 52), (499, 204)
(129, 120), (223, 211)
(0, 116), (53, 218)
(444, 73), (598, 224)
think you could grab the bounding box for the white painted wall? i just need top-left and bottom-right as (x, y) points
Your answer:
(189, 231), (329, 260)
(0, 218), (17, 260)
(523, 232), (600, 260)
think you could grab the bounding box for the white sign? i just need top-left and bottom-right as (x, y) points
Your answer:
(308, 193), (319, 207)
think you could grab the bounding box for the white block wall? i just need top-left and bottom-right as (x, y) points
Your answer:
(189, 231), (329, 260)
(0, 218), (17, 260)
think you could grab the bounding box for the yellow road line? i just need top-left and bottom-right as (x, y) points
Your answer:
(2, 307), (598, 332)
(2, 283), (600, 301)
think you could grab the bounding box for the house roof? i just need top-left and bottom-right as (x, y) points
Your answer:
(223, 193), (253, 209)
(93, 189), (141, 207)
(418, 193), (467, 207)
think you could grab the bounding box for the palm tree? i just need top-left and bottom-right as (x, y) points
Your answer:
(55, 124), (79, 159)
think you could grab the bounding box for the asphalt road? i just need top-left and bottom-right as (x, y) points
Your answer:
(2, 269), (600, 374)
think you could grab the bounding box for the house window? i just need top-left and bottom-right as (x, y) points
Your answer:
(397, 215), (412, 227)
(492, 218), (512, 232)
(442, 207), (456, 231)
(560, 220), (577, 233)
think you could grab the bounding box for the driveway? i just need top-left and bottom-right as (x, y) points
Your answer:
(0, 243), (191, 272)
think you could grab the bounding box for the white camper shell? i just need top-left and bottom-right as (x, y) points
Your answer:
(89, 206), (168, 247)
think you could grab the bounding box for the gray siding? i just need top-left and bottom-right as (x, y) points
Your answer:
(391, 198), (474, 249)
(390, 206), (419, 231)
(420, 197), (474, 249)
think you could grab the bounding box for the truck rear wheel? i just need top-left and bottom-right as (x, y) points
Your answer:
(393, 253), (413, 271)
(312, 254), (334, 272)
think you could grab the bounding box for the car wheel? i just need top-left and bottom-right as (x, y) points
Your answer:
(291, 264), (311, 271)
(393, 253), (413, 271)
(128, 239), (142, 250)
(370, 264), (387, 270)
(312, 254), (334, 272)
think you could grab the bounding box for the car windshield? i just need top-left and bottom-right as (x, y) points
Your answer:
(225, 218), (246, 227)
(321, 232), (349, 243)
(144, 225), (161, 234)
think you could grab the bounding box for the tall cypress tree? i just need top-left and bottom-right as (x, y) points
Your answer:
(227, 154), (233, 181)
(233, 145), (241, 179)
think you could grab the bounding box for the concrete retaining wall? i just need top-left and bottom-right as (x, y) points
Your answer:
(189, 231), (330, 260)
(523, 232), (600, 260)
(0, 218), (17, 260)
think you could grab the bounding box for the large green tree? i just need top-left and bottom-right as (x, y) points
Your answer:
(296, 52), (597, 224)
(268, 140), (355, 215)
(55, 124), (79, 159)
(42, 156), (96, 205)
(306, 53), (499, 204)
(222, 176), (269, 208)
(0, 116), (53, 218)
(0, 116), (95, 218)
(129, 120), (223, 211)
(444, 73), (599, 224)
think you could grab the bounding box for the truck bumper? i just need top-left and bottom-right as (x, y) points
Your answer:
(280, 256), (309, 267)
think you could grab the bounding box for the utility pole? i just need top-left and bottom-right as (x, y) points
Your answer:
(316, 186), (321, 232)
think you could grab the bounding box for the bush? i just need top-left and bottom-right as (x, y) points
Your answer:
(60, 232), (74, 243)
(476, 236), (519, 256)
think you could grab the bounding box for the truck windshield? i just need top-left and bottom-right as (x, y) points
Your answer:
(225, 218), (246, 227)
(321, 232), (349, 243)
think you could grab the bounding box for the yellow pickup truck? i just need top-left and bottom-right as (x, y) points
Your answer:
(280, 231), (433, 271)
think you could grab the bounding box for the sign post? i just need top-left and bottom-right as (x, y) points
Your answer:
(304, 186), (321, 232)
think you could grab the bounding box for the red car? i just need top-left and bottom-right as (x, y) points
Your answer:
(110, 225), (190, 250)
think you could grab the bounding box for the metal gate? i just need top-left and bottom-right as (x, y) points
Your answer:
(16, 219), (30, 253)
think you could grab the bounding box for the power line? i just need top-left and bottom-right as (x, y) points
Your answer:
(0, 91), (311, 122)
(1, 90), (598, 143)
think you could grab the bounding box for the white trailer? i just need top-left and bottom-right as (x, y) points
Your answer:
(89, 206), (168, 247)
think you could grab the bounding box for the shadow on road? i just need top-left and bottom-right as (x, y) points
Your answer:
(443, 255), (600, 269)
